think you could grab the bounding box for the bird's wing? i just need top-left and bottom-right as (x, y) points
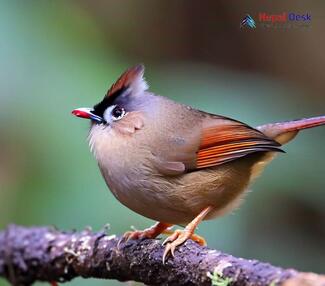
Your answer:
(195, 116), (283, 169)
(153, 115), (283, 175)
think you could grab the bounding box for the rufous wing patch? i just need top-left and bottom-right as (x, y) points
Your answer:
(196, 120), (282, 169)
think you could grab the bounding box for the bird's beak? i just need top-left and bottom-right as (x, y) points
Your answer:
(72, 107), (103, 123)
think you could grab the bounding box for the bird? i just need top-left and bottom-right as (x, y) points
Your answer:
(72, 64), (325, 262)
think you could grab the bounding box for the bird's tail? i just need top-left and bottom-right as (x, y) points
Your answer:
(257, 115), (325, 145)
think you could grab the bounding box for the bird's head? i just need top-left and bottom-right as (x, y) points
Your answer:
(72, 64), (149, 136)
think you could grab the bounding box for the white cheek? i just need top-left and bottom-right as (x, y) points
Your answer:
(88, 124), (114, 161)
(103, 105), (116, 124)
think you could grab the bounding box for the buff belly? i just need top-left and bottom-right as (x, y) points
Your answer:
(101, 154), (265, 225)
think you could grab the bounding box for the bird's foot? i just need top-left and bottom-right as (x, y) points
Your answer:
(122, 228), (154, 241)
(161, 206), (213, 263)
(162, 229), (206, 263)
(118, 222), (172, 246)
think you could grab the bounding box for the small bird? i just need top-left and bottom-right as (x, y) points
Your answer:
(72, 64), (325, 262)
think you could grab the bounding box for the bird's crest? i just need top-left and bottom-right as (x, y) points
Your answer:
(105, 64), (148, 99)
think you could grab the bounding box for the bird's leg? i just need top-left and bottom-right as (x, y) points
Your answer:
(162, 206), (213, 263)
(122, 222), (173, 242)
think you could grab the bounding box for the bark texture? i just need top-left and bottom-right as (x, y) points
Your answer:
(0, 225), (325, 286)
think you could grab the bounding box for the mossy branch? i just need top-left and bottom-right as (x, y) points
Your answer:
(0, 225), (325, 286)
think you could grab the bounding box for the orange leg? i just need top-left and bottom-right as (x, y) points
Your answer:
(162, 206), (213, 263)
(50, 282), (58, 286)
(122, 222), (173, 242)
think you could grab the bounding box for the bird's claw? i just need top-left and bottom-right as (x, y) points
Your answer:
(118, 225), (163, 248)
(162, 242), (176, 264)
(162, 230), (192, 263)
(118, 230), (142, 248)
(124, 230), (142, 240)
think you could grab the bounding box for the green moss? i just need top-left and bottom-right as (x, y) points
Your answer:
(207, 265), (233, 286)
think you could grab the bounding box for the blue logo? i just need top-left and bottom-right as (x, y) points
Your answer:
(240, 14), (256, 28)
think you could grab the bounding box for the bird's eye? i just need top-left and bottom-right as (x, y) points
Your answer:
(111, 105), (126, 121)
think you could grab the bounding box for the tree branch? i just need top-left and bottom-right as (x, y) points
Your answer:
(0, 225), (325, 286)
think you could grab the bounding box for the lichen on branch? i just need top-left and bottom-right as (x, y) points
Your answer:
(0, 225), (325, 286)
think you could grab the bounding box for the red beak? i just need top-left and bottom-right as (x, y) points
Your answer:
(72, 108), (92, 119)
(72, 108), (103, 123)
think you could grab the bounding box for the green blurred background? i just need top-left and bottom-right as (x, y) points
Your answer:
(1, 1), (325, 285)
